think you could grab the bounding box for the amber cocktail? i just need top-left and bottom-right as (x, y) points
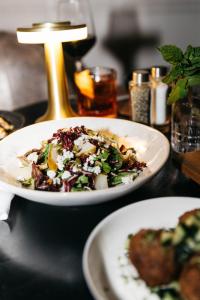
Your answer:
(75, 66), (117, 117)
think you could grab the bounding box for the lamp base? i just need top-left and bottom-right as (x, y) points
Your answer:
(35, 39), (77, 123)
(35, 106), (77, 123)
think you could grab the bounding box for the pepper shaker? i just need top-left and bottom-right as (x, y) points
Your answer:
(129, 70), (150, 125)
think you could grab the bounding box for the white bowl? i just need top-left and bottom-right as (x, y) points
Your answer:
(83, 197), (200, 300)
(0, 117), (169, 206)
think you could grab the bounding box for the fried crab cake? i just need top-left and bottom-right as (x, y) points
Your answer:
(179, 254), (200, 300)
(129, 229), (177, 287)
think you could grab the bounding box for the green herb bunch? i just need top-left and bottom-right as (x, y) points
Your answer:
(158, 45), (200, 103)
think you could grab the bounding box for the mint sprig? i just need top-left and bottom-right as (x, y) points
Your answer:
(158, 45), (183, 65)
(158, 45), (200, 103)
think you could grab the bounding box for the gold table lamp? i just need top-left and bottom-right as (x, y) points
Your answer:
(16, 22), (87, 122)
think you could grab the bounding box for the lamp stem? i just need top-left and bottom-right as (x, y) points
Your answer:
(36, 40), (76, 122)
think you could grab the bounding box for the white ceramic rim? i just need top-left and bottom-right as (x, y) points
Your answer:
(0, 117), (170, 206)
(82, 196), (200, 300)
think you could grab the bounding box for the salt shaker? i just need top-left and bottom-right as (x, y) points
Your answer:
(150, 66), (169, 132)
(129, 70), (150, 125)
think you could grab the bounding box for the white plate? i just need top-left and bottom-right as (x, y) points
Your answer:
(83, 196), (200, 300)
(0, 117), (169, 206)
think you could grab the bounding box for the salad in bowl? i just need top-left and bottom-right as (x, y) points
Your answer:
(0, 117), (169, 206)
(17, 126), (146, 192)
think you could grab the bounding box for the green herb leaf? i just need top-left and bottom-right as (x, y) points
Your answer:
(18, 177), (33, 187)
(168, 78), (188, 104)
(110, 175), (122, 186)
(102, 162), (111, 174)
(163, 65), (183, 84)
(63, 157), (70, 164)
(118, 171), (136, 177)
(96, 150), (110, 161)
(101, 150), (109, 160)
(42, 144), (50, 162)
(184, 44), (193, 60)
(190, 57), (200, 65)
(110, 147), (123, 170)
(57, 170), (64, 178)
(76, 175), (89, 185)
(188, 75), (200, 87)
(71, 186), (84, 192)
(159, 44), (200, 104)
(113, 159), (123, 171)
(184, 66), (200, 76)
(185, 45), (200, 61)
(158, 45), (183, 64)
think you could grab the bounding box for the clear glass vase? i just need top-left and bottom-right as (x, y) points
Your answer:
(171, 96), (200, 153)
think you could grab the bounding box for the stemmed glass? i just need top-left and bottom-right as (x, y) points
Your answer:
(57, 0), (96, 71)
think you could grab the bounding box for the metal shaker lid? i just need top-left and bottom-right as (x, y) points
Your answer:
(132, 70), (149, 84)
(151, 66), (167, 78)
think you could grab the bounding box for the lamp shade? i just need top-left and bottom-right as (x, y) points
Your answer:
(17, 22), (87, 44)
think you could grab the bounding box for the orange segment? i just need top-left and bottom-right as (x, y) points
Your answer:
(47, 145), (57, 171)
(74, 70), (95, 99)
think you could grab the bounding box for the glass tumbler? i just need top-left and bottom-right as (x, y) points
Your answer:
(75, 66), (117, 118)
(171, 97), (200, 153)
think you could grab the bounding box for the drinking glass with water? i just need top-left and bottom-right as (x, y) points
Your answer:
(171, 96), (200, 153)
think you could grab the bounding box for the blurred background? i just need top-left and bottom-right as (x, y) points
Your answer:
(0, 0), (200, 109)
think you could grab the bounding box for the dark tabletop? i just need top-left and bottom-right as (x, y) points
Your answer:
(0, 101), (199, 300)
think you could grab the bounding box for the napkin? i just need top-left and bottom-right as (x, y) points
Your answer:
(0, 189), (14, 221)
